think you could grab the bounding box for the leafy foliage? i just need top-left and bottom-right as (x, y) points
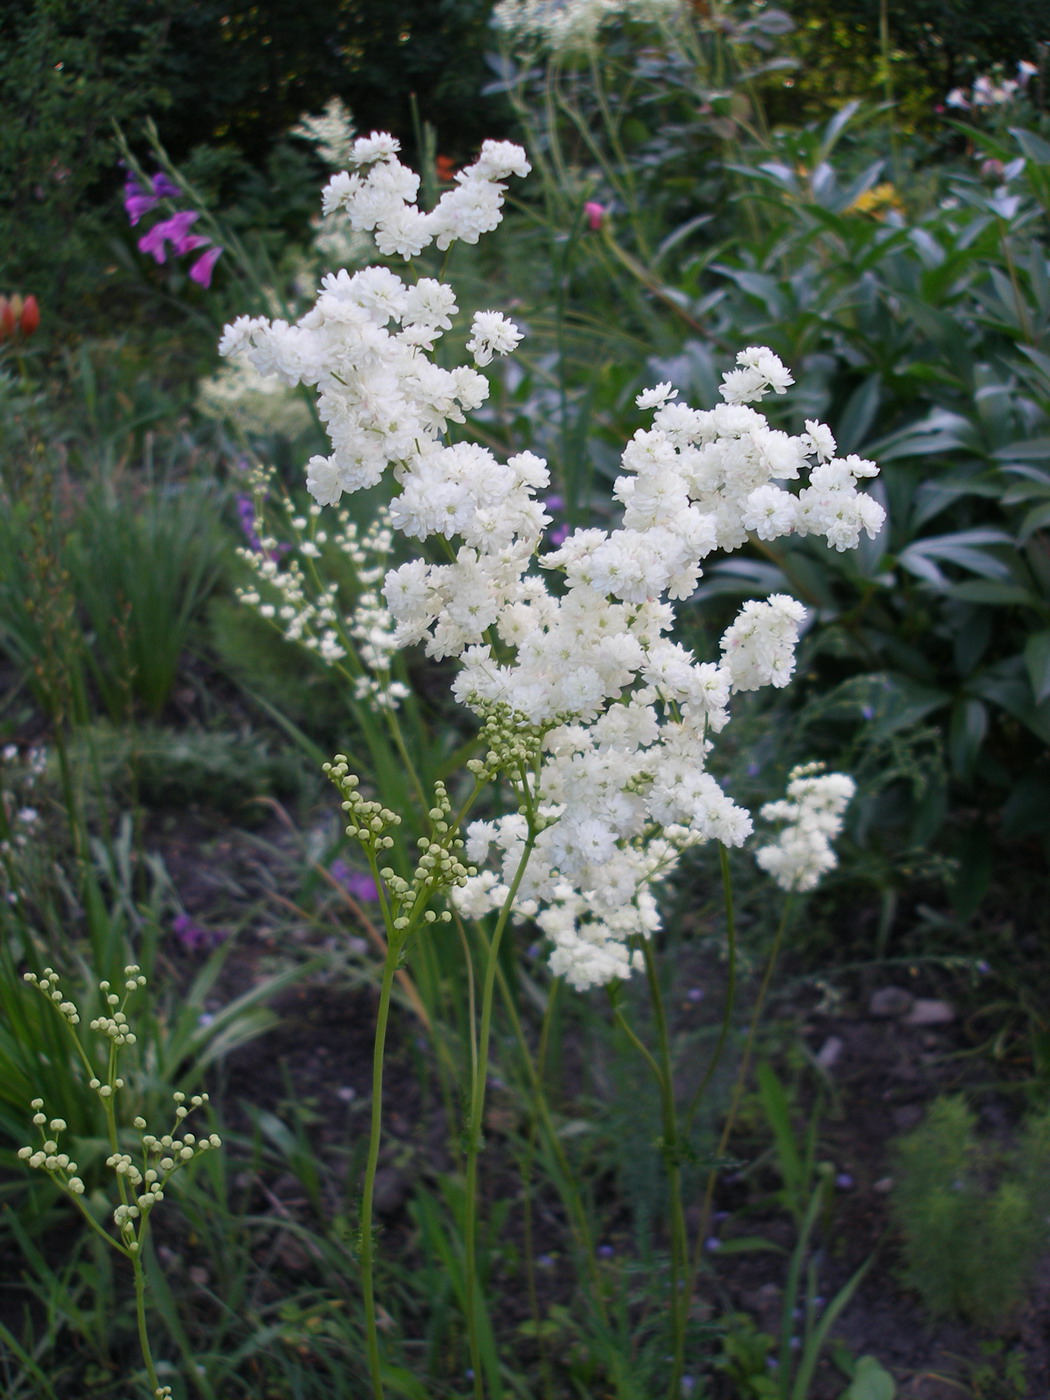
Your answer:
(891, 1095), (1050, 1325)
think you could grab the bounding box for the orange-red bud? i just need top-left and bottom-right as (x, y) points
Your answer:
(0, 298), (15, 341)
(19, 295), (40, 337)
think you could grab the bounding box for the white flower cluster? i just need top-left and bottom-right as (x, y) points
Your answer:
(946, 60), (1039, 111)
(291, 96), (357, 170)
(754, 764), (857, 892)
(196, 356), (314, 440)
(237, 479), (408, 712)
(320, 133), (530, 259)
(220, 138), (882, 990)
(493, 0), (685, 52)
(218, 137), (530, 514)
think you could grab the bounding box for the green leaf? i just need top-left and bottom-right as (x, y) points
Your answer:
(1020, 500), (1050, 542)
(709, 1235), (788, 1256)
(949, 698), (988, 778)
(1024, 630), (1050, 704)
(1011, 126), (1050, 168)
(946, 580), (1037, 607)
(994, 437), (1050, 462)
(898, 529), (1014, 587)
(840, 1355), (896, 1400)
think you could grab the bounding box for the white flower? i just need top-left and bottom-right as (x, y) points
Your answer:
(466, 311), (524, 366)
(755, 764), (855, 891)
(636, 382), (678, 410)
(221, 138), (884, 990)
(720, 595), (806, 692)
(350, 132), (401, 166)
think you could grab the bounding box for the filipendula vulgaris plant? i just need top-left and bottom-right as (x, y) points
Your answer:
(17, 965), (220, 1400)
(219, 131), (885, 1400)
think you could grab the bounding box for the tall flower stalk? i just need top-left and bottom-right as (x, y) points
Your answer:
(220, 130), (883, 1395)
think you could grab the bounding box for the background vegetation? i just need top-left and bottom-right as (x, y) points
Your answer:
(1, 1), (1049, 1396)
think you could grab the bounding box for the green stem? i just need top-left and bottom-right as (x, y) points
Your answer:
(694, 893), (795, 1267)
(495, 960), (609, 1323)
(685, 844), (739, 1132)
(359, 940), (401, 1400)
(132, 1241), (164, 1398)
(463, 831), (537, 1400)
(639, 942), (689, 1400)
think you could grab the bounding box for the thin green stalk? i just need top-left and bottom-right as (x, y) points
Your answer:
(639, 942), (690, 1400)
(684, 844), (739, 1134)
(694, 892), (796, 1269)
(359, 941), (401, 1400)
(463, 828), (538, 1400)
(877, 0), (901, 182)
(132, 1239), (164, 1398)
(493, 958), (609, 1321)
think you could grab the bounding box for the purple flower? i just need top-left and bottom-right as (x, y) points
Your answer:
(686, 987), (705, 1003)
(835, 1172), (855, 1190)
(189, 244), (223, 288)
(138, 210), (204, 264)
(237, 494), (263, 552)
(172, 913), (227, 951)
(123, 171), (181, 226)
(597, 1244), (616, 1258)
(330, 860), (380, 902)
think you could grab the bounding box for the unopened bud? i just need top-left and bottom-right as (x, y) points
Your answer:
(19, 295), (39, 337)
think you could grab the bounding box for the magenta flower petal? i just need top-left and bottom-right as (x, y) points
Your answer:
(137, 209), (201, 264)
(189, 244), (223, 288)
(125, 193), (159, 226)
(151, 172), (181, 199)
(174, 232), (211, 256)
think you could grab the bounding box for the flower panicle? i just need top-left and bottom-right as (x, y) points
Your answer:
(219, 135), (884, 990)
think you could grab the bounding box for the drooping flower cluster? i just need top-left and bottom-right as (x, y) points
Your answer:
(235, 468), (408, 710)
(754, 764), (857, 892)
(220, 136), (883, 989)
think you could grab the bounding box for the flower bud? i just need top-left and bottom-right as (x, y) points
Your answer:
(0, 298), (15, 341)
(17, 294), (39, 336)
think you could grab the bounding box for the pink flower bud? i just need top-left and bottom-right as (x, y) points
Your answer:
(584, 201), (606, 232)
(19, 295), (40, 337)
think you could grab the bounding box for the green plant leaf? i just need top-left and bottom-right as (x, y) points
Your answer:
(1024, 630), (1050, 704)
(840, 1355), (896, 1400)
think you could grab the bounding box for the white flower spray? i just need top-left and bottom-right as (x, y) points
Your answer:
(222, 140), (884, 986)
(219, 133), (885, 1398)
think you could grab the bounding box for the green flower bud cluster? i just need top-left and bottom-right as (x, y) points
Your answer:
(466, 700), (547, 783)
(25, 965), (147, 1096)
(324, 756), (402, 851)
(325, 758), (475, 934)
(22, 966), (82, 1025)
(18, 1089), (220, 1253)
(390, 780), (472, 926)
(17, 1101), (85, 1195)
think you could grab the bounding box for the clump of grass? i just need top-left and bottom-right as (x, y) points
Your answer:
(891, 1095), (1050, 1326)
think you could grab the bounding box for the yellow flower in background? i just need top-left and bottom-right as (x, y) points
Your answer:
(846, 182), (905, 219)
